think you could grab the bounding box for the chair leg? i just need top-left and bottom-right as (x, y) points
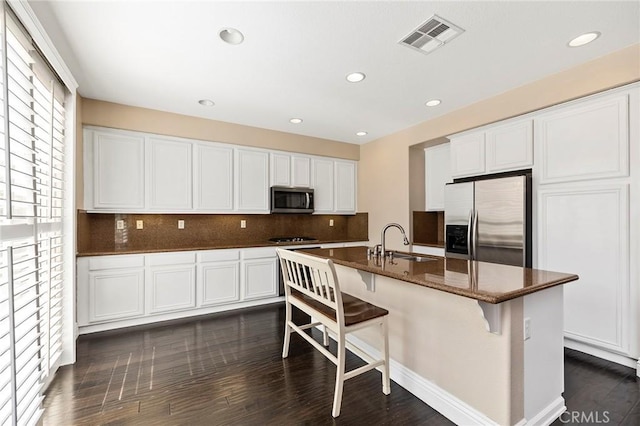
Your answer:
(322, 325), (329, 346)
(381, 318), (391, 395)
(332, 334), (346, 417)
(282, 302), (292, 358)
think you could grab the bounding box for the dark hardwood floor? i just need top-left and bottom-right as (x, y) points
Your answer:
(40, 304), (639, 425)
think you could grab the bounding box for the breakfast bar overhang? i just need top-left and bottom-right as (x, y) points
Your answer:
(299, 246), (579, 426)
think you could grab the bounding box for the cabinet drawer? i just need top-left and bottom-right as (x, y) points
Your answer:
(198, 249), (241, 263)
(242, 247), (277, 260)
(147, 252), (196, 266)
(88, 255), (145, 270)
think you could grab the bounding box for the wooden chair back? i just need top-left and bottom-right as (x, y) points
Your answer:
(276, 248), (344, 323)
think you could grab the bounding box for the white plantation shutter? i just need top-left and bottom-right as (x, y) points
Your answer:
(0, 3), (70, 425)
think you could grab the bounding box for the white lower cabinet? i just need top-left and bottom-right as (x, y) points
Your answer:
(197, 249), (241, 307)
(147, 265), (196, 314)
(88, 269), (145, 323)
(146, 252), (197, 314)
(78, 254), (146, 325)
(242, 247), (277, 300)
(538, 183), (631, 356)
(77, 248), (281, 332)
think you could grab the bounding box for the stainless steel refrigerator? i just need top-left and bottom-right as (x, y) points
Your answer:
(444, 172), (532, 267)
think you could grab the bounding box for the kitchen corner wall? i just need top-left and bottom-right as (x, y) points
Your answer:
(359, 43), (640, 251)
(77, 211), (368, 254)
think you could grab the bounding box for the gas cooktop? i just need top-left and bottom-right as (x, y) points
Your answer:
(268, 236), (318, 244)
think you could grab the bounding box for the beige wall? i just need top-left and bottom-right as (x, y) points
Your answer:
(360, 44), (640, 248)
(337, 265), (525, 424)
(81, 98), (359, 159)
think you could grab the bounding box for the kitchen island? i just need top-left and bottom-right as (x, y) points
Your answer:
(298, 246), (579, 426)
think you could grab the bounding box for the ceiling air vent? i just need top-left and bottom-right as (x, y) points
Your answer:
(400, 14), (464, 55)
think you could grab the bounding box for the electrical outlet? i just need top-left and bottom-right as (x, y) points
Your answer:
(240, 220), (246, 229)
(136, 220), (143, 230)
(178, 220), (185, 229)
(329, 219), (334, 227)
(116, 220), (125, 230)
(524, 317), (531, 340)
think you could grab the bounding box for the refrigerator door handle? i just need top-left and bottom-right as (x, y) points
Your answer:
(466, 210), (473, 259)
(472, 210), (479, 260)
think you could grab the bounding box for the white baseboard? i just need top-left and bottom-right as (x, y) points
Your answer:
(524, 396), (566, 426)
(564, 338), (638, 369)
(79, 297), (284, 335)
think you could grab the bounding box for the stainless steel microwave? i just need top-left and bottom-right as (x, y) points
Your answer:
(270, 186), (314, 213)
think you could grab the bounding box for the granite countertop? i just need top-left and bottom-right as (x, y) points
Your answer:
(76, 238), (366, 257)
(298, 246), (579, 304)
(412, 242), (445, 249)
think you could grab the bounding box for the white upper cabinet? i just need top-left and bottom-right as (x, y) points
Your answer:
(235, 148), (269, 212)
(449, 118), (533, 179)
(147, 137), (193, 210)
(84, 126), (355, 214)
(485, 119), (533, 174)
(311, 158), (335, 213)
(334, 160), (357, 213)
(270, 153), (291, 187)
(311, 157), (357, 214)
(449, 132), (485, 178)
(536, 93), (629, 184)
(291, 156), (311, 187)
(270, 153), (311, 188)
(194, 143), (234, 211)
(89, 129), (145, 210)
(425, 143), (452, 211)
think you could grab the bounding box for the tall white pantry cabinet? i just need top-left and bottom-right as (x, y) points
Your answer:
(444, 83), (639, 372)
(534, 84), (639, 372)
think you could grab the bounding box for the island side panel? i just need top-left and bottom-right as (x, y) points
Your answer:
(334, 264), (525, 425)
(523, 285), (565, 422)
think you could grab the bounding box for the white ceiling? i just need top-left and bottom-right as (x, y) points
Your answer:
(31, 1), (640, 145)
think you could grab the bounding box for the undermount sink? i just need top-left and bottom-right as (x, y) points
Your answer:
(391, 252), (436, 262)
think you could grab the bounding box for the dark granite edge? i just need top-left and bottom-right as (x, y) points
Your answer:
(301, 246), (579, 304)
(76, 238), (370, 257)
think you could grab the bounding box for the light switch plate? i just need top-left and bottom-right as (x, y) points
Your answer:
(116, 220), (125, 230)
(136, 220), (143, 229)
(178, 220), (185, 229)
(329, 219), (334, 227)
(240, 220), (246, 229)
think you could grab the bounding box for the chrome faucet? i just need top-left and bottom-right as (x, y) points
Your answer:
(380, 223), (410, 257)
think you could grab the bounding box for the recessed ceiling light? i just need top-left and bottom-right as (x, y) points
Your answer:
(356, 131), (368, 137)
(425, 99), (441, 107)
(346, 72), (366, 83)
(198, 99), (215, 106)
(568, 32), (600, 47)
(219, 28), (244, 45)
(289, 118), (303, 124)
